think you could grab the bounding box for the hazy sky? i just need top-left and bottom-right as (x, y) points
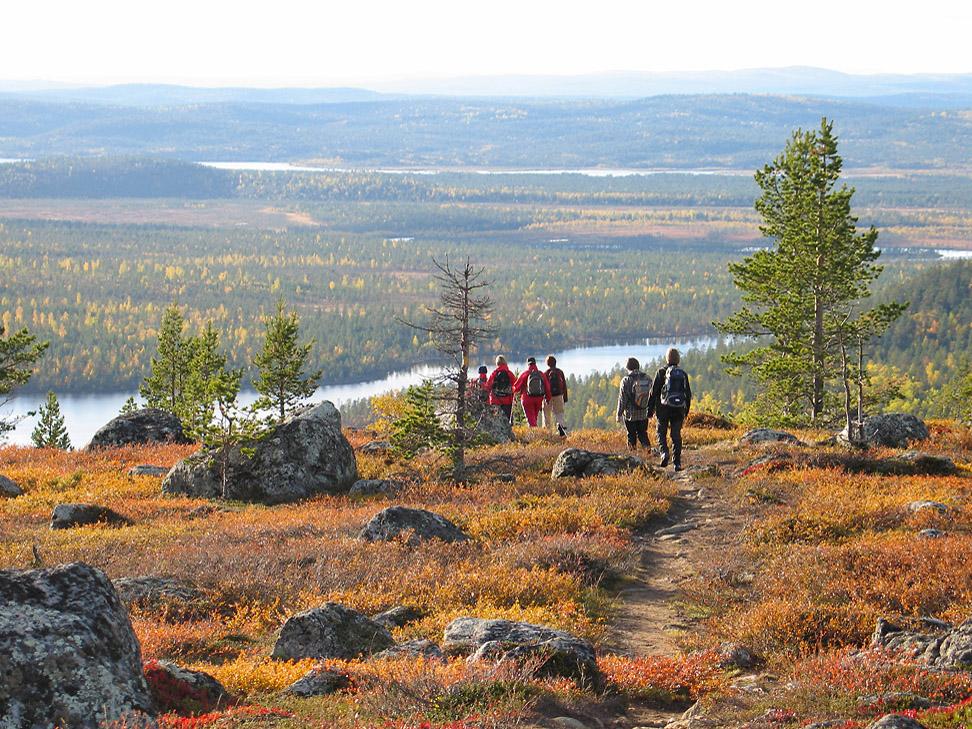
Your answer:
(8, 0), (971, 86)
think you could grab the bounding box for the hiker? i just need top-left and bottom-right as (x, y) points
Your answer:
(616, 357), (652, 451)
(513, 356), (550, 427)
(476, 365), (489, 401)
(542, 355), (568, 437)
(486, 355), (515, 422)
(647, 348), (692, 471)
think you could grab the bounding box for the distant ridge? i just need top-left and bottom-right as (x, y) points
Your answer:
(3, 67), (972, 104)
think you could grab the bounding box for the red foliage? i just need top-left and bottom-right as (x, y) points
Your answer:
(144, 660), (222, 717)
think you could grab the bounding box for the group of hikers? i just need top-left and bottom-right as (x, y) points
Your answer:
(474, 347), (692, 471)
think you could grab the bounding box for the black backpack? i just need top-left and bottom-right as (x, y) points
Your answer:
(492, 369), (512, 398)
(547, 368), (564, 396)
(660, 366), (688, 408)
(526, 369), (546, 397)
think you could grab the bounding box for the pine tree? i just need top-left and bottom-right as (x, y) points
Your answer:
(140, 305), (192, 412)
(253, 300), (321, 422)
(31, 391), (71, 449)
(119, 396), (139, 415)
(179, 322), (227, 434)
(0, 325), (49, 438)
(715, 118), (905, 425)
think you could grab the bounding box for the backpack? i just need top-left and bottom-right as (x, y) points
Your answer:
(632, 372), (653, 409)
(526, 369), (546, 397)
(547, 368), (564, 396)
(492, 369), (512, 398)
(660, 366), (688, 408)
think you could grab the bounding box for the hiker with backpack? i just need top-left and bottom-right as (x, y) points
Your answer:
(486, 355), (516, 423)
(616, 357), (652, 450)
(476, 365), (490, 401)
(542, 355), (569, 437)
(647, 348), (692, 471)
(513, 356), (550, 427)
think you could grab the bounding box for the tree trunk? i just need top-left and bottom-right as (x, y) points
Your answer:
(840, 338), (854, 442)
(453, 270), (470, 484)
(812, 285), (825, 422)
(857, 336), (866, 433)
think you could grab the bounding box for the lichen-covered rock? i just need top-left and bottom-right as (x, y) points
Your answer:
(144, 660), (232, 714)
(475, 407), (515, 445)
(443, 617), (602, 689)
(162, 402), (358, 504)
(372, 605), (423, 629)
(908, 500), (949, 515)
(271, 602), (395, 661)
(349, 479), (403, 497)
(0, 562), (155, 728)
(86, 408), (188, 450)
(50, 503), (132, 529)
(551, 448), (644, 479)
(376, 639), (444, 660)
(739, 428), (801, 446)
(0, 474), (24, 498)
(358, 506), (469, 545)
(851, 414), (930, 449)
(358, 440), (391, 455)
(113, 576), (207, 617)
(284, 667), (350, 697)
(128, 465), (169, 477)
(867, 715), (928, 729)
(872, 618), (972, 669)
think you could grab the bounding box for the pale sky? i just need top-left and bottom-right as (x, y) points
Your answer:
(7, 0), (972, 86)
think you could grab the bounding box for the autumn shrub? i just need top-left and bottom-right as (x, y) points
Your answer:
(143, 659), (231, 716)
(599, 651), (728, 703)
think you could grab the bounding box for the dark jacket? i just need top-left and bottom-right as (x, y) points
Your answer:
(514, 364), (550, 402)
(617, 369), (651, 422)
(647, 366), (692, 418)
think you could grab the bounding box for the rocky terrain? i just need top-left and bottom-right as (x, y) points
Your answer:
(1, 408), (971, 728)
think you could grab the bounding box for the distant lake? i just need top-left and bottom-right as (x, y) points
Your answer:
(2, 337), (717, 448)
(198, 161), (747, 177)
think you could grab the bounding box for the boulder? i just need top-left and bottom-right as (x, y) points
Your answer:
(162, 401), (358, 504)
(0, 474), (24, 498)
(113, 576), (207, 617)
(867, 716), (927, 729)
(872, 618), (972, 669)
(443, 617), (602, 688)
(128, 465), (169, 477)
(686, 412), (734, 430)
(857, 692), (936, 711)
(475, 407), (515, 445)
(372, 605), (423, 629)
(50, 503), (131, 529)
(144, 660), (232, 714)
(376, 639), (445, 660)
(739, 428), (801, 446)
(358, 440), (391, 455)
(284, 667), (350, 697)
(359, 506), (469, 546)
(851, 414), (930, 449)
(349, 479), (403, 497)
(551, 448), (645, 479)
(86, 408), (188, 449)
(0, 562), (155, 728)
(271, 602), (395, 661)
(892, 451), (957, 476)
(715, 642), (757, 670)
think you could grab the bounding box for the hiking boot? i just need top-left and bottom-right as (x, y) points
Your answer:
(659, 454), (669, 468)
(557, 424), (567, 438)
(674, 463), (683, 472)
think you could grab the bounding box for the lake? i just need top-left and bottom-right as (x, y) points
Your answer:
(2, 337), (717, 448)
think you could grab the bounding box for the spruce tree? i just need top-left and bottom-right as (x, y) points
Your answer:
(31, 391), (71, 449)
(140, 305), (191, 412)
(119, 396), (139, 415)
(715, 118), (905, 424)
(253, 301), (321, 422)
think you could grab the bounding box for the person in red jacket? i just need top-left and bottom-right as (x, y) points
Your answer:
(486, 355), (516, 423)
(513, 356), (550, 427)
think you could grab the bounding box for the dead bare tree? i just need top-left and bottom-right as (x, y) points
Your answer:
(398, 257), (495, 482)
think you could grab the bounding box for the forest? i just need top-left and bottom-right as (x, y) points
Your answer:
(2, 93), (972, 168)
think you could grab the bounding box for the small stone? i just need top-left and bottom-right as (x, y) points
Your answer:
(358, 440), (391, 454)
(358, 506), (469, 546)
(867, 715), (928, 729)
(0, 474), (24, 498)
(908, 500), (949, 515)
(739, 428), (801, 446)
(284, 667), (349, 697)
(349, 479), (403, 497)
(372, 605), (423, 629)
(495, 473), (516, 483)
(656, 522), (697, 537)
(375, 639), (444, 660)
(51, 503), (131, 529)
(551, 718), (589, 729)
(918, 529), (944, 539)
(128, 465), (169, 477)
(551, 448), (645, 478)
